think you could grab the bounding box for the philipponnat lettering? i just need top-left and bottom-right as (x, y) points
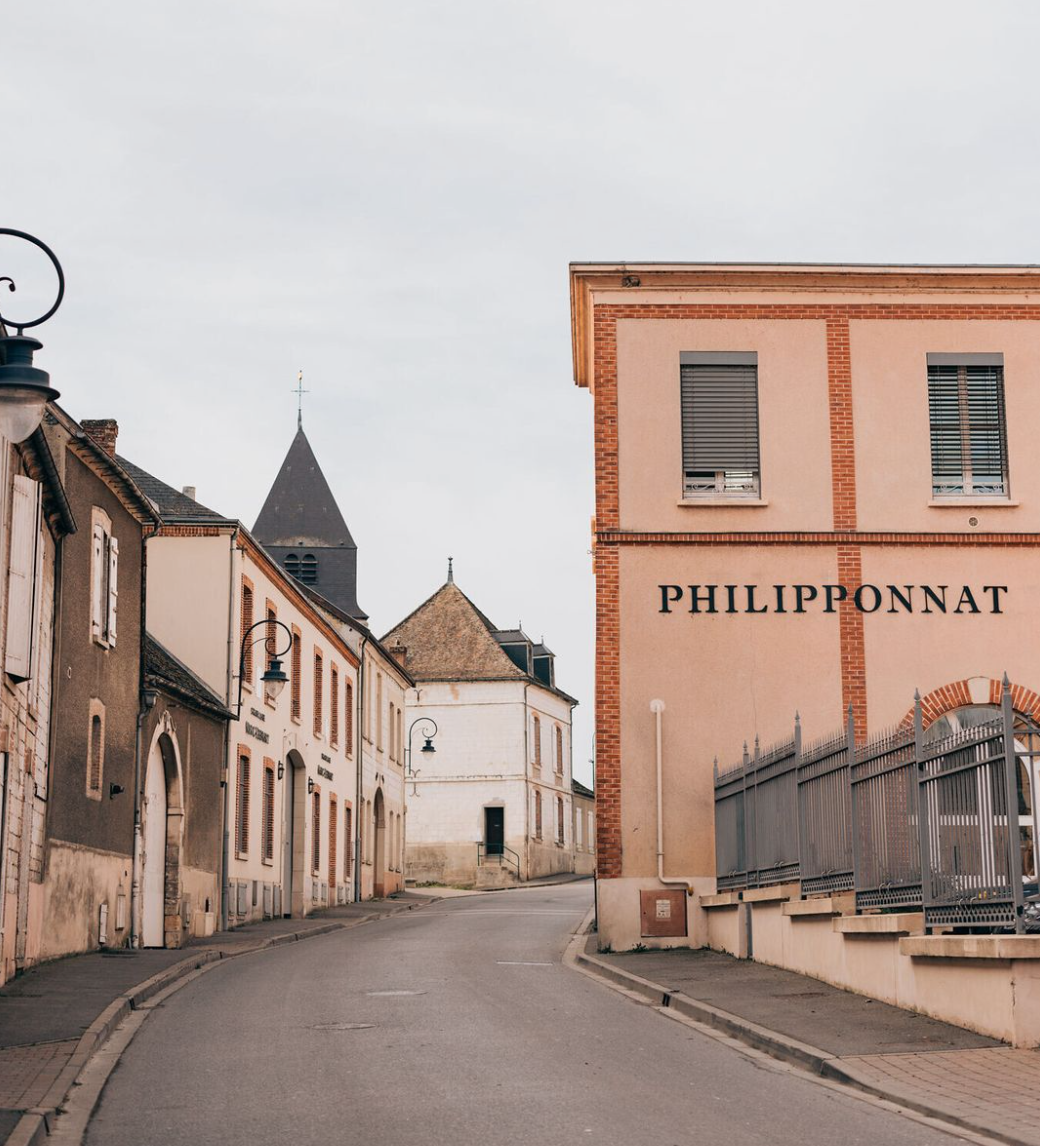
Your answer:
(656, 583), (1009, 616)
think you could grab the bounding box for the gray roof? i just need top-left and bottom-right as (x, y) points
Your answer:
(572, 779), (594, 800)
(532, 643), (554, 658)
(117, 457), (233, 524)
(145, 635), (232, 719)
(253, 427), (357, 549)
(493, 629), (530, 645)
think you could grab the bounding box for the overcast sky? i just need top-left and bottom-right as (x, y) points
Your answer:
(5, 2), (1039, 784)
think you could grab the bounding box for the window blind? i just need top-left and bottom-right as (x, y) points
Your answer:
(680, 361), (760, 495)
(927, 364), (1008, 496)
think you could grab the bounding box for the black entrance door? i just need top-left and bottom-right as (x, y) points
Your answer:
(484, 807), (504, 856)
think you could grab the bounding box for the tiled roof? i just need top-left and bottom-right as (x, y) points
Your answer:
(383, 582), (528, 683)
(145, 635), (231, 718)
(117, 457), (232, 524)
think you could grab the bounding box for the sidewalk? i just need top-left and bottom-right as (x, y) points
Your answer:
(577, 938), (1040, 1146)
(0, 893), (432, 1145)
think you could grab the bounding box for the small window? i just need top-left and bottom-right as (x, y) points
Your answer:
(87, 703), (105, 798)
(236, 750), (251, 856)
(533, 714), (542, 767)
(680, 352), (760, 498)
(262, 761), (275, 863)
(927, 355), (1009, 497)
(556, 796), (565, 845)
(534, 790), (543, 840)
(555, 725), (564, 774)
(291, 630), (302, 722)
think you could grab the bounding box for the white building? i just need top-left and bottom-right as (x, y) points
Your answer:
(384, 569), (580, 886)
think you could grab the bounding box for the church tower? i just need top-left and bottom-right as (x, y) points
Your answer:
(253, 423), (367, 621)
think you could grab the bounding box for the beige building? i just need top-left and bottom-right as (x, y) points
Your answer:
(385, 570), (580, 886)
(572, 263), (1040, 1044)
(571, 779), (595, 878)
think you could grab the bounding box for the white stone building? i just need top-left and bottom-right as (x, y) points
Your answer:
(384, 570), (580, 886)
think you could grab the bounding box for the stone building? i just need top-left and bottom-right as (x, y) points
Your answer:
(384, 570), (579, 886)
(571, 779), (595, 878)
(570, 262), (1040, 1043)
(0, 421), (74, 983)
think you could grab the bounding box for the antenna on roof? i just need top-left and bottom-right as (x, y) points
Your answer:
(292, 369), (309, 429)
(447, 556), (454, 583)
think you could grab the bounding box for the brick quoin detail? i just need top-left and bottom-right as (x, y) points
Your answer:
(595, 544), (622, 879)
(826, 317), (857, 531)
(836, 545), (867, 740)
(898, 679), (1040, 729)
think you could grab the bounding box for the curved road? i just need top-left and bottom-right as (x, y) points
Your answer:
(87, 884), (959, 1145)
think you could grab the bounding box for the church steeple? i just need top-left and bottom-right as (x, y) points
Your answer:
(253, 424), (367, 621)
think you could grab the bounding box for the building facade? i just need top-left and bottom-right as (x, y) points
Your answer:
(0, 423), (72, 983)
(385, 573), (579, 886)
(571, 779), (595, 878)
(571, 263), (1040, 965)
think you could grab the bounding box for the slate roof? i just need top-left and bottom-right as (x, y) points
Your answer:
(384, 581), (578, 705)
(572, 779), (594, 800)
(252, 426), (357, 548)
(117, 457), (233, 524)
(145, 634), (232, 719)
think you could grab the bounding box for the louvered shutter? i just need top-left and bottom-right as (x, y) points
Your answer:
(5, 476), (42, 681)
(107, 535), (119, 645)
(679, 353), (760, 495)
(91, 523), (105, 640)
(927, 358), (1007, 496)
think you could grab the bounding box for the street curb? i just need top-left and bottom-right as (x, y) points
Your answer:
(571, 940), (1030, 1146)
(5, 897), (434, 1146)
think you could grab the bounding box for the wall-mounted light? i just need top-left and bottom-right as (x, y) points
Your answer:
(277, 760), (285, 780)
(233, 618), (292, 719)
(109, 782), (125, 799)
(0, 229), (64, 443)
(307, 777), (315, 795)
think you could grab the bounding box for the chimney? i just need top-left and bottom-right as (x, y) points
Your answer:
(81, 419), (118, 457)
(387, 643), (408, 670)
(182, 486), (196, 501)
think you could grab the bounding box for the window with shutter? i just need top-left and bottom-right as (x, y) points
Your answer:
(107, 535), (118, 646)
(262, 761), (275, 863)
(291, 629), (301, 722)
(345, 680), (354, 757)
(344, 805), (353, 878)
(312, 790), (321, 874)
(927, 355), (1008, 497)
(680, 352), (761, 498)
(330, 665), (339, 747)
(534, 790), (542, 840)
(89, 508), (118, 648)
(533, 714), (541, 768)
(313, 649), (323, 737)
(5, 475), (42, 680)
(240, 580), (254, 684)
(236, 750), (250, 856)
(329, 795), (337, 890)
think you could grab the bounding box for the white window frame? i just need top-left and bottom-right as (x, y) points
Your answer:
(90, 507), (118, 648)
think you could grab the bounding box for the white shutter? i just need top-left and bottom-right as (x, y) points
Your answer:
(91, 523), (105, 640)
(5, 476), (42, 680)
(107, 535), (119, 646)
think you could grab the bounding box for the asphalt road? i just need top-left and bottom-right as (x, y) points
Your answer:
(86, 884), (960, 1146)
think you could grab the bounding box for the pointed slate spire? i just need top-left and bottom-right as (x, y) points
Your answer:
(447, 556), (454, 583)
(253, 424), (366, 620)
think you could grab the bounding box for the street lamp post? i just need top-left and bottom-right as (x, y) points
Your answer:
(0, 230), (63, 443)
(405, 717), (437, 797)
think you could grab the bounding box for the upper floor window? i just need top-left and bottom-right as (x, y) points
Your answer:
(291, 629), (302, 723)
(240, 578), (254, 685)
(330, 664), (340, 747)
(313, 648), (324, 737)
(554, 724), (564, 774)
(532, 714), (542, 768)
(91, 507), (119, 647)
(927, 354), (1008, 498)
(680, 352), (760, 499)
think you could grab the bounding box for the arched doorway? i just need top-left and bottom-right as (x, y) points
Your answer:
(141, 729), (182, 948)
(283, 750), (307, 917)
(373, 789), (386, 897)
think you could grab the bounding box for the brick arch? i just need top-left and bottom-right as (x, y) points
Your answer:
(899, 678), (1040, 730)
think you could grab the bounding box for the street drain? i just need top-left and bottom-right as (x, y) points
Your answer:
(308, 1022), (375, 1031)
(366, 989), (425, 997)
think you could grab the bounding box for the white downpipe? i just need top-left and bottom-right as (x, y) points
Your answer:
(652, 699), (692, 891)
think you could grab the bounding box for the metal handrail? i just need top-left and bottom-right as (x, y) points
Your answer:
(476, 842), (521, 880)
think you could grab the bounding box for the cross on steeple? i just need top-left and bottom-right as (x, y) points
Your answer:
(447, 556), (454, 583)
(292, 370), (309, 429)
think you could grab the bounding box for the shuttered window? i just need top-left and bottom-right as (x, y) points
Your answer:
(344, 805), (353, 878)
(262, 761), (275, 862)
(291, 629), (301, 722)
(329, 795), (338, 891)
(236, 750), (250, 856)
(927, 355), (1008, 497)
(680, 352), (760, 497)
(345, 680), (354, 757)
(240, 580), (254, 684)
(312, 790), (321, 874)
(6, 475), (42, 679)
(313, 649), (323, 737)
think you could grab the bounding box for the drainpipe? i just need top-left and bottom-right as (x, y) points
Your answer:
(219, 527), (240, 932)
(522, 682), (529, 881)
(652, 699), (692, 892)
(353, 635), (367, 903)
(130, 514), (162, 948)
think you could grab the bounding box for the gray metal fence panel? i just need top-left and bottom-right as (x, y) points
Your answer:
(714, 759), (749, 890)
(851, 726), (921, 910)
(748, 736), (799, 886)
(797, 718), (854, 896)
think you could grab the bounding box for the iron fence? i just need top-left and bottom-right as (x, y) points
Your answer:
(712, 677), (1040, 932)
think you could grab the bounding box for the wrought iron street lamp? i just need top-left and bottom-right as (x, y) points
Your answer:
(0, 230), (63, 443)
(233, 618), (292, 718)
(405, 717), (437, 797)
